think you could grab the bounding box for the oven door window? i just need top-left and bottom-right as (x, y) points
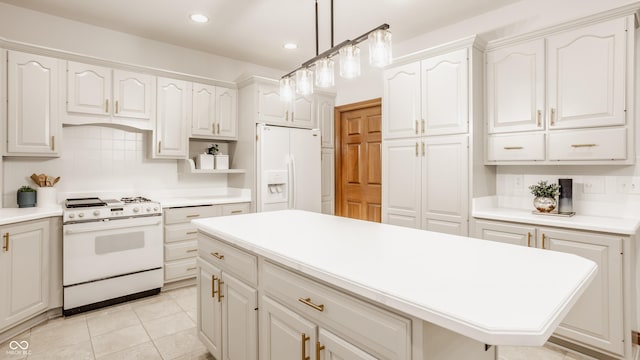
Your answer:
(95, 231), (145, 254)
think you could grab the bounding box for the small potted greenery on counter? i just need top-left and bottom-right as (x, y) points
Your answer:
(17, 185), (37, 208)
(529, 180), (560, 213)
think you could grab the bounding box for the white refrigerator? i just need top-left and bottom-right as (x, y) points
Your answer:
(257, 124), (321, 212)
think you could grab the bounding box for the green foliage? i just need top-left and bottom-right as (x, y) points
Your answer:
(18, 185), (36, 192)
(529, 180), (560, 198)
(207, 144), (220, 155)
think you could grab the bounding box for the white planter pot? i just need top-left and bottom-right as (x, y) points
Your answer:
(37, 187), (57, 208)
(215, 155), (229, 170)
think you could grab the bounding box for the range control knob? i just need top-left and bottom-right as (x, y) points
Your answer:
(68, 213), (75, 219)
(133, 207), (140, 213)
(78, 213), (85, 218)
(153, 207), (158, 212)
(146, 207), (151, 212)
(93, 210), (100, 216)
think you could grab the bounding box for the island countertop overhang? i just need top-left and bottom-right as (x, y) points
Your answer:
(192, 210), (597, 346)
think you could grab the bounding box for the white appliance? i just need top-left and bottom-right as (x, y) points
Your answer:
(257, 124), (321, 212)
(62, 196), (163, 316)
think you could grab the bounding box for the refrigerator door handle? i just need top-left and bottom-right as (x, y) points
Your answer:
(290, 155), (296, 209)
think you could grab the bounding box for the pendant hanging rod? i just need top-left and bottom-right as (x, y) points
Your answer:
(281, 23), (390, 79)
(315, 0), (319, 56)
(331, 0), (334, 47)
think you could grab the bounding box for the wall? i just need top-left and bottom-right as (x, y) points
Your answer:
(0, 3), (285, 206)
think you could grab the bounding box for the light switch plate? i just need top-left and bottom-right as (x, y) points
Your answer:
(583, 176), (605, 194)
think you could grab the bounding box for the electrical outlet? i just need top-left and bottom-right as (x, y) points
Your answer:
(583, 176), (605, 194)
(617, 177), (630, 193)
(630, 177), (640, 194)
(513, 175), (524, 194)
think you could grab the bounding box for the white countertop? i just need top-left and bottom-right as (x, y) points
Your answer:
(472, 197), (640, 235)
(0, 206), (63, 225)
(193, 210), (597, 347)
(150, 188), (251, 208)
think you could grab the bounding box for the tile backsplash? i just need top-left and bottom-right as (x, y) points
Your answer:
(3, 125), (228, 207)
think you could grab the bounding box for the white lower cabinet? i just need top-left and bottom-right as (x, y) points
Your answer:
(260, 296), (317, 360)
(321, 148), (335, 215)
(0, 219), (50, 331)
(474, 219), (625, 358)
(198, 234), (258, 360)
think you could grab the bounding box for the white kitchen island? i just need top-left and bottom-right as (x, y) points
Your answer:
(193, 210), (597, 360)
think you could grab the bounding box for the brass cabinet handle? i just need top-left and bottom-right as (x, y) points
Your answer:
(285, 110), (289, 121)
(550, 108), (555, 125)
(186, 231), (198, 235)
(316, 341), (325, 360)
(186, 249), (197, 253)
(212, 124), (216, 134)
(211, 252), (224, 260)
(105, 99), (109, 113)
(51, 136), (55, 151)
(421, 119), (425, 134)
(527, 232), (531, 247)
(503, 146), (523, 150)
(301, 334), (310, 360)
(2, 233), (8, 252)
(291, 112), (294, 121)
(415, 142), (418, 157)
(186, 214), (200, 218)
(158, 141), (161, 153)
(115, 100), (119, 114)
(415, 120), (418, 134)
(218, 279), (224, 302)
(422, 141), (425, 156)
(186, 266), (197, 271)
(542, 233), (546, 249)
(571, 144), (597, 148)
(217, 123), (220, 134)
(298, 297), (324, 312)
(537, 110), (541, 127)
(212, 275), (217, 298)
(231, 210), (243, 214)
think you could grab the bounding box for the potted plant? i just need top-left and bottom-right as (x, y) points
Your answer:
(17, 185), (37, 208)
(529, 180), (560, 213)
(208, 143), (229, 170)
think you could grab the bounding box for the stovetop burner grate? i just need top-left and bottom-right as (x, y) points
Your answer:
(120, 196), (152, 204)
(65, 197), (107, 208)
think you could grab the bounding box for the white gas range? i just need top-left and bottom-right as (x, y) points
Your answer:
(62, 196), (163, 316)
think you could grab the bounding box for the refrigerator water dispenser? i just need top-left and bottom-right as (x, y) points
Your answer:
(264, 170), (288, 204)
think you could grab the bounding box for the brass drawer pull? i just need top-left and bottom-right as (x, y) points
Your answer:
(186, 266), (196, 271)
(3, 233), (8, 252)
(422, 141), (425, 156)
(421, 119), (425, 134)
(298, 297), (324, 312)
(115, 100), (119, 114)
(301, 333), (310, 360)
(415, 142), (418, 157)
(186, 231), (198, 235)
(51, 136), (55, 151)
(503, 146), (523, 150)
(230, 210), (243, 214)
(542, 233), (546, 249)
(218, 279), (224, 302)
(186, 214), (200, 218)
(186, 249), (197, 253)
(211, 252), (224, 260)
(316, 341), (325, 359)
(527, 232), (531, 247)
(537, 110), (541, 127)
(415, 120), (418, 134)
(571, 144), (597, 148)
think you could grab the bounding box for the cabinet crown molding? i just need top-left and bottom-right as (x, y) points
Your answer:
(389, 35), (485, 68)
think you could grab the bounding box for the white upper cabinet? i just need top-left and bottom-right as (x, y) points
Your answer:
(485, 13), (635, 164)
(66, 61), (155, 129)
(7, 51), (61, 156)
(383, 62), (421, 139)
(547, 18), (626, 129)
(191, 83), (237, 139)
(291, 95), (315, 128)
(486, 39), (545, 133)
(421, 48), (468, 136)
(257, 84), (288, 126)
(317, 94), (335, 147)
(153, 77), (190, 159)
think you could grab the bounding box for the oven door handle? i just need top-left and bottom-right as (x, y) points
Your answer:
(64, 220), (162, 234)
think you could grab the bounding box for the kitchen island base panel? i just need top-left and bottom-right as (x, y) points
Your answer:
(419, 321), (496, 360)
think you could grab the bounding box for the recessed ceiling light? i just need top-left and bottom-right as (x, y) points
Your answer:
(283, 43), (298, 50)
(190, 13), (209, 23)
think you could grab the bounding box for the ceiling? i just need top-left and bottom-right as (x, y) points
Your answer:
(0, 0), (519, 71)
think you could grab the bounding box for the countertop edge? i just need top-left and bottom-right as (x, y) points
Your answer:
(0, 207), (63, 226)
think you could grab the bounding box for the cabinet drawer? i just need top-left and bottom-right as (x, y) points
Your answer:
(221, 202), (250, 216)
(165, 223), (198, 243)
(487, 133), (545, 161)
(198, 234), (257, 286)
(165, 240), (198, 261)
(262, 261), (411, 360)
(164, 205), (221, 225)
(164, 258), (197, 281)
(548, 127), (627, 161)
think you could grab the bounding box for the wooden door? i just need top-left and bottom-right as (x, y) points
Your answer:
(338, 103), (382, 222)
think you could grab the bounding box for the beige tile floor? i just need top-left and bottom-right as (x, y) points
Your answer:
(0, 285), (595, 360)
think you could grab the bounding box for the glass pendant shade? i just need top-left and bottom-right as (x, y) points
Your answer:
(368, 29), (392, 67)
(279, 78), (295, 102)
(339, 44), (361, 79)
(314, 58), (335, 88)
(295, 68), (314, 95)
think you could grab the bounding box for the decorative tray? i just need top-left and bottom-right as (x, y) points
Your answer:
(531, 211), (575, 217)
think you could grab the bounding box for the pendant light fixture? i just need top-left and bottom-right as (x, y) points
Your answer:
(280, 0), (391, 101)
